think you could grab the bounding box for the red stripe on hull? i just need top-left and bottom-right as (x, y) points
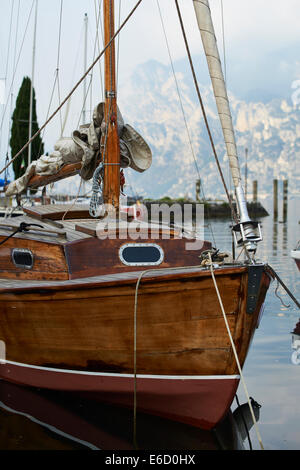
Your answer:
(295, 259), (300, 271)
(0, 362), (239, 429)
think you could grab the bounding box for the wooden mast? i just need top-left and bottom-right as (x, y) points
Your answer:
(102, 0), (120, 213)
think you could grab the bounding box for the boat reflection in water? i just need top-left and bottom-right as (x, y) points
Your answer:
(0, 379), (261, 450)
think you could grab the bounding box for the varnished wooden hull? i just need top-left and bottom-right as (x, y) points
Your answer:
(0, 265), (271, 429)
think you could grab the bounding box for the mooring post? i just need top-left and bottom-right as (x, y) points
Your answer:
(283, 180), (288, 223)
(195, 179), (201, 202)
(273, 179), (278, 221)
(253, 180), (257, 203)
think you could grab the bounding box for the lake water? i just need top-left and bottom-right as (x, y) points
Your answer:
(0, 198), (299, 451)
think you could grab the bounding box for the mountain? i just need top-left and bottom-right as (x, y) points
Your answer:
(54, 58), (300, 202)
(118, 59), (300, 202)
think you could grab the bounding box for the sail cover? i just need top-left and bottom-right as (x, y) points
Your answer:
(5, 103), (152, 196)
(193, 0), (241, 188)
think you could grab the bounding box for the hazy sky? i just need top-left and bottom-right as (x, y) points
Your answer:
(1, 0), (300, 173)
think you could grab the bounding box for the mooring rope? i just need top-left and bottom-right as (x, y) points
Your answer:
(132, 260), (263, 448)
(133, 264), (204, 448)
(208, 253), (264, 450)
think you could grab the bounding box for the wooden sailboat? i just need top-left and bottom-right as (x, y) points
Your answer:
(0, 0), (272, 431)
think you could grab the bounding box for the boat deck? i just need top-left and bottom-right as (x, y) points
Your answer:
(0, 264), (246, 292)
(0, 204), (183, 244)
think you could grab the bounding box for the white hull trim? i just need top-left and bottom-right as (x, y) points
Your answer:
(291, 250), (300, 260)
(2, 360), (240, 381)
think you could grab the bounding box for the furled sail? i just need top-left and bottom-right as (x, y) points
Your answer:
(193, 0), (262, 252)
(192, 0), (241, 189)
(5, 103), (152, 196)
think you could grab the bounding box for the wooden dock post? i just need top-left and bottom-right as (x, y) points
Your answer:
(283, 180), (288, 223)
(273, 179), (278, 221)
(253, 180), (257, 203)
(196, 179), (201, 202)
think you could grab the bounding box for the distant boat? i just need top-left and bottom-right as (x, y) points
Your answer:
(291, 241), (300, 272)
(291, 319), (300, 365)
(0, 0), (272, 430)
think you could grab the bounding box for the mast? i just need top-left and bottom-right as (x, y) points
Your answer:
(102, 0), (120, 212)
(192, 0), (261, 254)
(82, 13), (88, 125)
(245, 147), (248, 201)
(28, 0), (38, 169)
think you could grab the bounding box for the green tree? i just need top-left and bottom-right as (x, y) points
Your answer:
(10, 76), (44, 180)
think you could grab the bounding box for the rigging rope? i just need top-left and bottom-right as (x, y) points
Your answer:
(77, 4), (104, 128)
(61, 23), (85, 136)
(266, 264), (300, 310)
(132, 259), (266, 449)
(4, 0), (15, 85)
(174, 0), (238, 225)
(37, 0), (65, 159)
(156, 0), (216, 248)
(133, 264), (206, 448)
(56, 0), (64, 134)
(0, 0), (144, 178)
(94, 0), (104, 101)
(0, 222), (43, 246)
(0, 1), (35, 137)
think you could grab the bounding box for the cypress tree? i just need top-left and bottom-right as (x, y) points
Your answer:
(10, 76), (44, 180)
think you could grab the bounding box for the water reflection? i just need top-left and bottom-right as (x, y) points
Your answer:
(282, 222), (288, 254)
(0, 380), (257, 451)
(273, 222), (278, 256)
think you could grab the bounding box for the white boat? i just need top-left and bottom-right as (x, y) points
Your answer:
(291, 241), (300, 271)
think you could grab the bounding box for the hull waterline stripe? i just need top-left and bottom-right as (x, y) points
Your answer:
(1, 360), (240, 380)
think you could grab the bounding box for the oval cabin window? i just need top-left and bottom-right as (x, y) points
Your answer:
(119, 243), (164, 266)
(11, 249), (34, 269)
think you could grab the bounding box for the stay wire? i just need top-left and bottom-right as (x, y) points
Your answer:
(37, 0), (64, 159)
(56, 0), (64, 135)
(156, 0), (216, 248)
(266, 264), (300, 310)
(0, 0), (144, 178)
(4, 0), (15, 83)
(0, 0), (15, 163)
(156, 0), (200, 178)
(93, 0), (104, 101)
(0, 1), (35, 136)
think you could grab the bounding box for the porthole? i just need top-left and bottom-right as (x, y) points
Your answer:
(11, 249), (34, 269)
(119, 243), (164, 266)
